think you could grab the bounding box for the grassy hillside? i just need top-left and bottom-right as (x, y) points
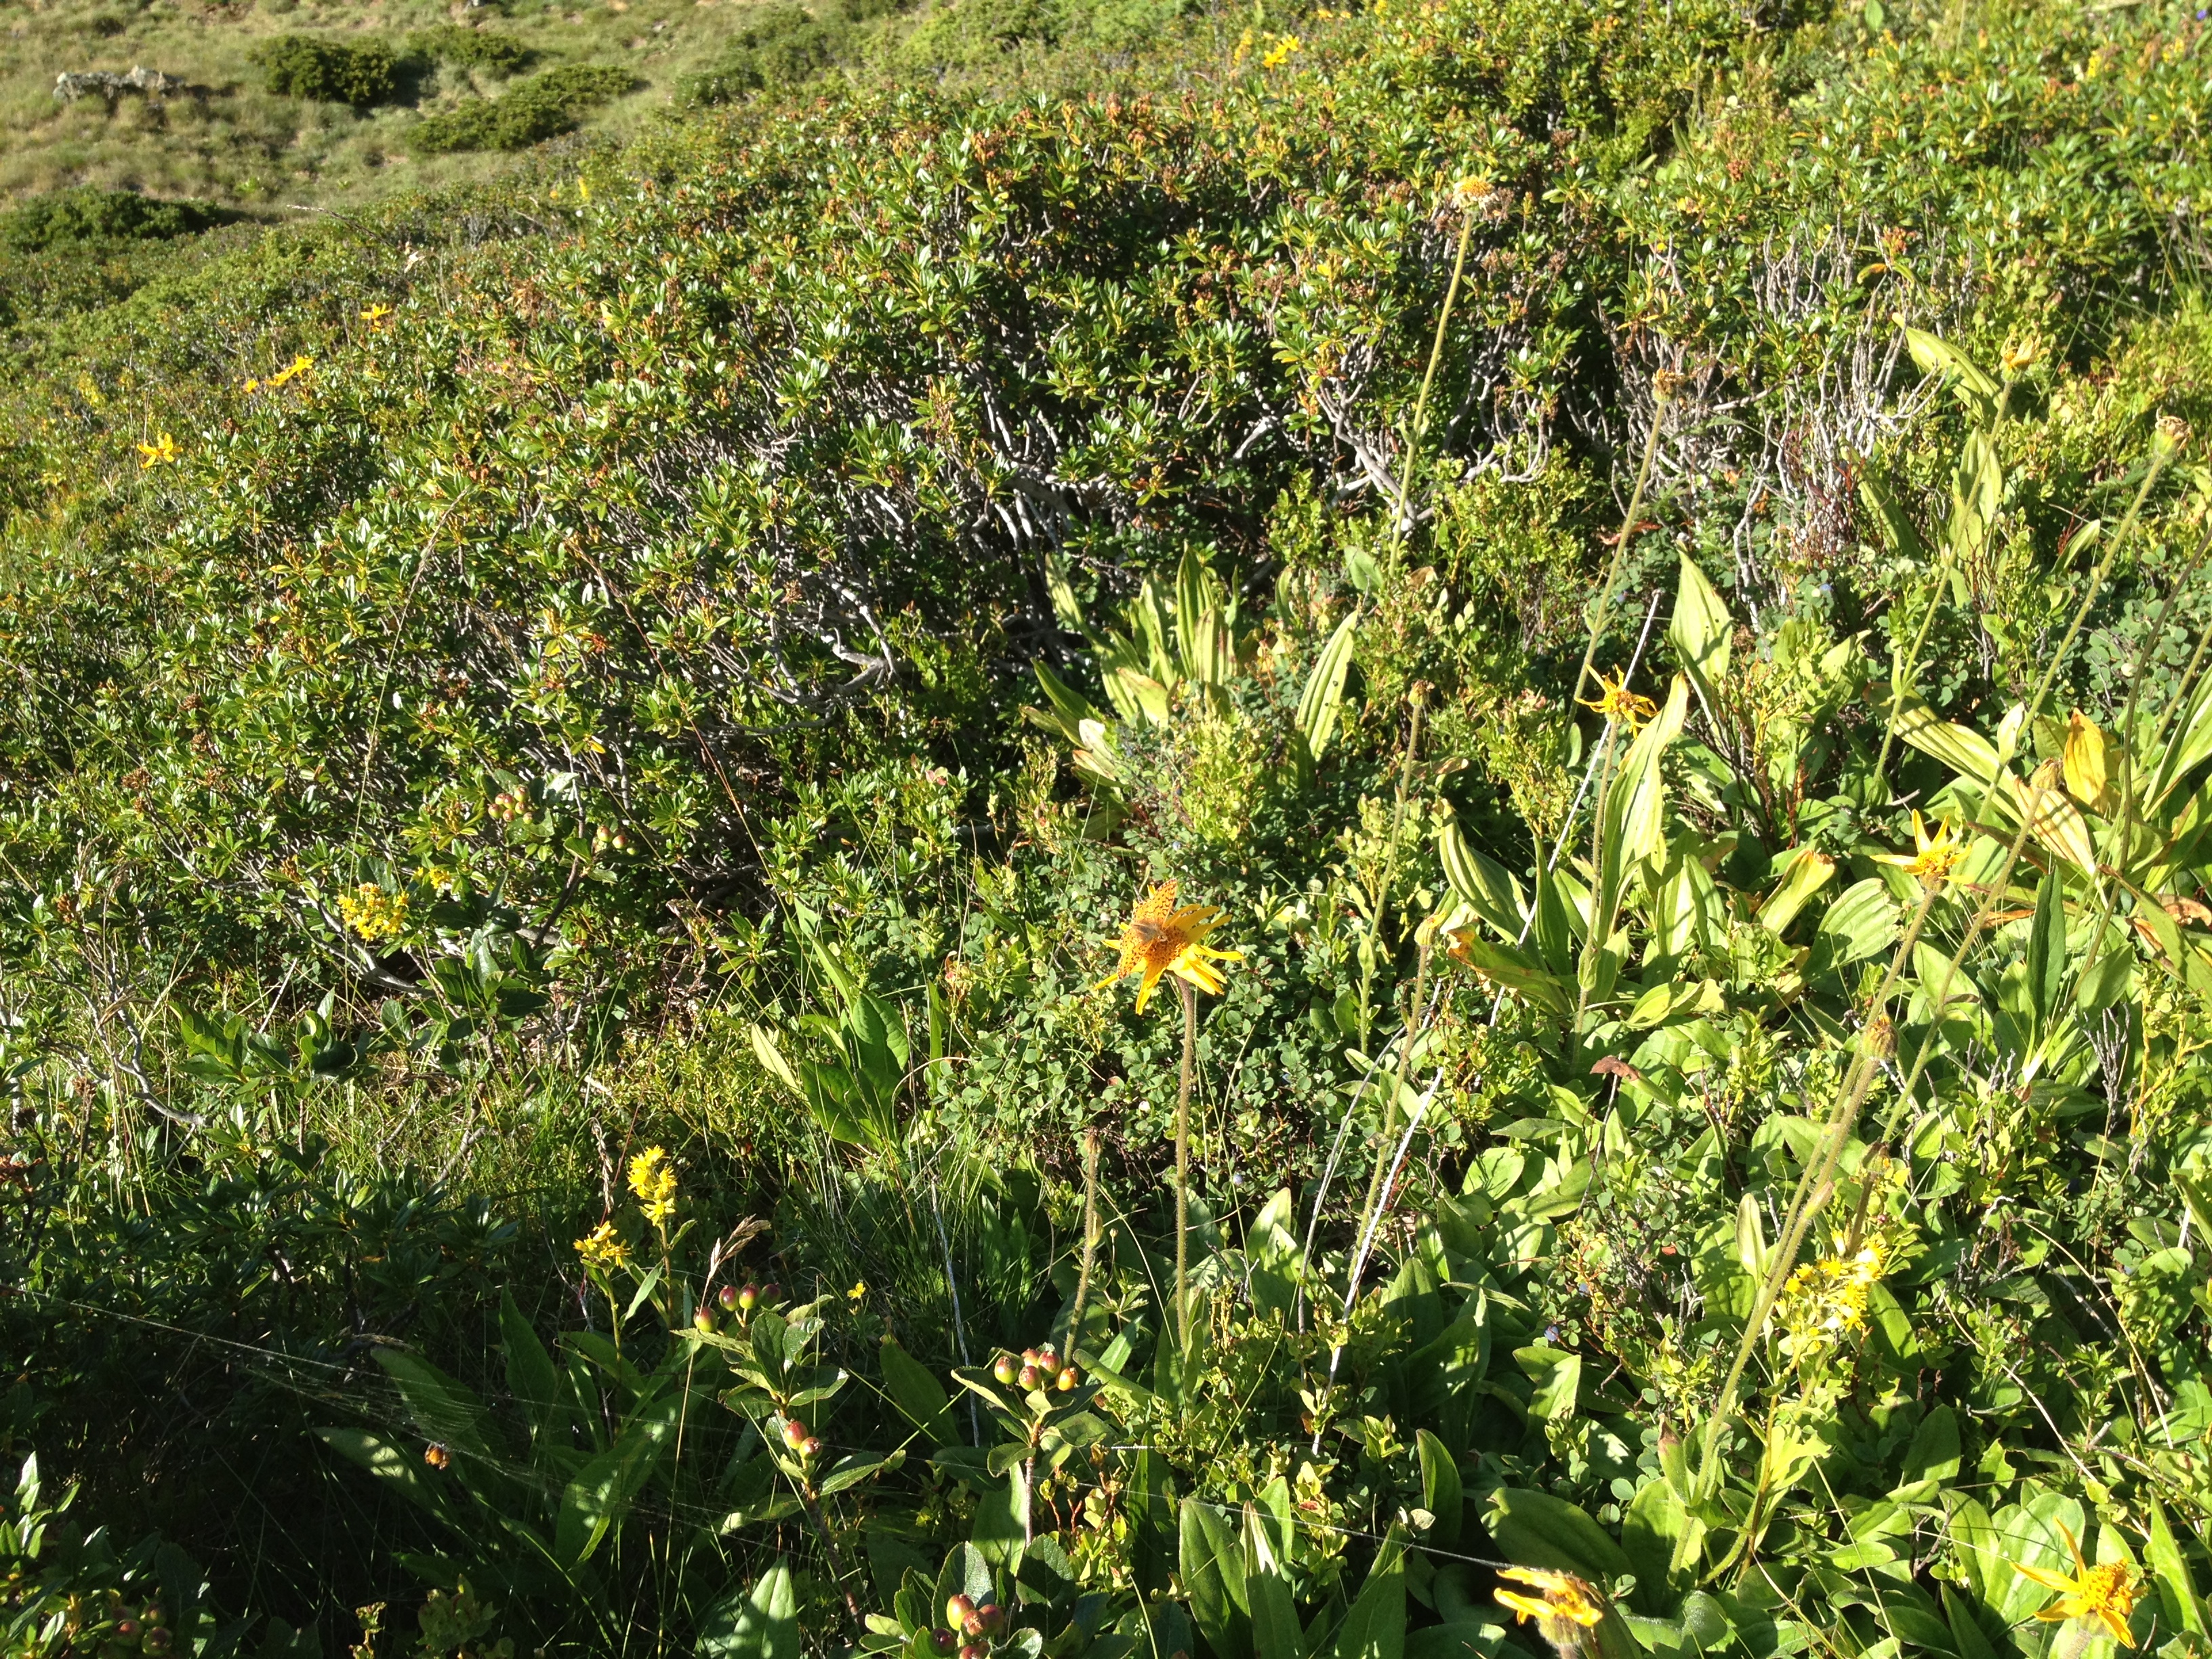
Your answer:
(2, 1), (2212, 1656)
(0, 0), (1200, 211)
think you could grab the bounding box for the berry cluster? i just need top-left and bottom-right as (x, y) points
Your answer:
(693, 1279), (777, 1332)
(52, 1591), (174, 1657)
(779, 1416), (825, 1461)
(991, 1342), (1080, 1393)
(935, 1593), (1008, 1659)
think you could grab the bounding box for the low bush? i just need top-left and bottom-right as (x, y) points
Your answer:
(0, 188), (219, 253)
(405, 23), (531, 77)
(408, 63), (634, 153)
(676, 5), (848, 107)
(247, 33), (400, 106)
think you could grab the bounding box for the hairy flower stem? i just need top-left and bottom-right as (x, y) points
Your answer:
(1568, 388), (1668, 713)
(1175, 977), (1197, 1354)
(1069, 1128), (1102, 1352)
(1696, 432), (2175, 1494)
(1357, 686), (1428, 1053)
(1356, 928), (1433, 1256)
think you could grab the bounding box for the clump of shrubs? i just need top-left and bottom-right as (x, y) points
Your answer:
(409, 64), (634, 153)
(0, 188), (220, 253)
(675, 5), (848, 106)
(405, 24), (531, 76)
(248, 33), (399, 106)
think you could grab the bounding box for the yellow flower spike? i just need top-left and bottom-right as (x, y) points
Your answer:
(1577, 668), (1658, 731)
(1875, 811), (1964, 889)
(2012, 1523), (2139, 1647)
(574, 1220), (630, 1269)
(628, 1146), (678, 1227)
(1095, 880), (1244, 1013)
(1494, 1567), (1605, 1655)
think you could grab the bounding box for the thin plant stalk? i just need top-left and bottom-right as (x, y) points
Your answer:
(1383, 204), (1477, 560)
(1068, 1127), (1102, 1353)
(1174, 977), (1198, 1353)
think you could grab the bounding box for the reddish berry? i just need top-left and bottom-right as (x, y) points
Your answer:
(991, 1354), (1017, 1384)
(930, 1631), (957, 1655)
(946, 1595), (976, 1629)
(1017, 1365), (1039, 1389)
(800, 1436), (822, 1457)
(977, 1605), (1006, 1635)
(694, 1307), (717, 1332)
(960, 1647), (985, 1659)
(738, 1282), (760, 1310)
(1057, 1366), (1079, 1391)
(718, 1284), (742, 1311)
(782, 1418), (809, 1449)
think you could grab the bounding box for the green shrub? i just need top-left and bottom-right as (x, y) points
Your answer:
(408, 63), (634, 153)
(676, 5), (848, 107)
(0, 188), (218, 254)
(248, 33), (399, 106)
(405, 23), (531, 76)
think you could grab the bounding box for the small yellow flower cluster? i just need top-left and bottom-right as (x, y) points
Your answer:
(628, 1145), (678, 1228)
(360, 304), (392, 324)
(575, 1219), (629, 1269)
(1260, 33), (1303, 67)
(1778, 1241), (1885, 1357)
(243, 354), (315, 394)
(336, 884), (409, 943)
(137, 432), (180, 469)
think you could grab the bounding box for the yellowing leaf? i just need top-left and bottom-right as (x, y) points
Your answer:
(2062, 710), (2108, 807)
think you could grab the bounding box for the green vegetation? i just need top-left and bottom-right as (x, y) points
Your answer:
(0, 184), (220, 253)
(409, 64), (638, 153)
(405, 26), (535, 79)
(247, 34), (403, 108)
(3, 0), (2212, 1657)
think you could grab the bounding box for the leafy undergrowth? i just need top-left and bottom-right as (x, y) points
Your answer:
(1, 1), (2211, 1658)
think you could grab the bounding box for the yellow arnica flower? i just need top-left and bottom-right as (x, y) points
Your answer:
(137, 432), (180, 468)
(628, 1146), (678, 1227)
(1097, 881), (1243, 1013)
(575, 1220), (630, 1269)
(2013, 1524), (2139, 1647)
(361, 304), (392, 323)
(1495, 1567), (1604, 1653)
(1578, 668), (1657, 731)
(1876, 811), (1964, 888)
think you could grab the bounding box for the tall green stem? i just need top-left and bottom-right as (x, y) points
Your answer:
(1384, 207), (1476, 564)
(1174, 978), (1197, 1353)
(1069, 1128), (1102, 1353)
